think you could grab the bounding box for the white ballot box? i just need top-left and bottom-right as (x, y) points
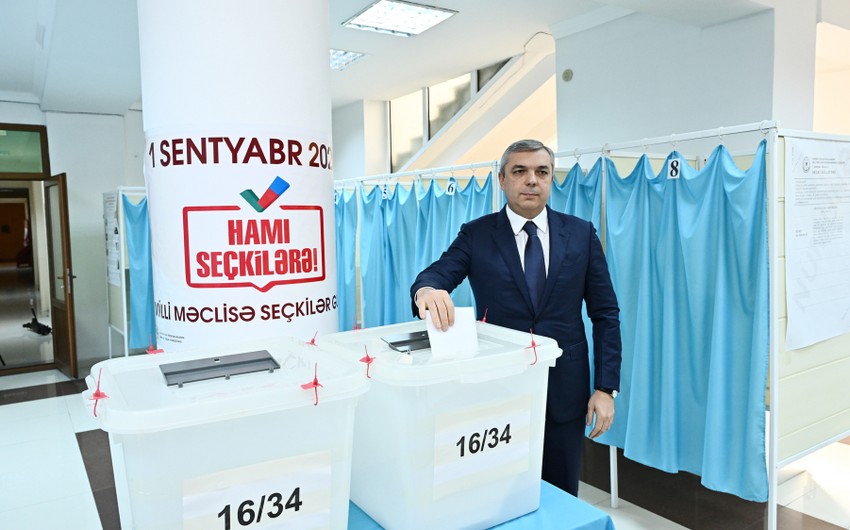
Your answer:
(82, 337), (368, 530)
(319, 321), (562, 530)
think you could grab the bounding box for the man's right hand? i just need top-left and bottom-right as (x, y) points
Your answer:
(415, 287), (455, 331)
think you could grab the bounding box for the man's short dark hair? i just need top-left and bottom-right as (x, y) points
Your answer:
(499, 139), (555, 176)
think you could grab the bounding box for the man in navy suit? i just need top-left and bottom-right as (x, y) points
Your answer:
(411, 139), (622, 496)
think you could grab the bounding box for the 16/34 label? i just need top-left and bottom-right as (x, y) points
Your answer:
(183, 450), (332, 529)
(432, 395), (532, 500)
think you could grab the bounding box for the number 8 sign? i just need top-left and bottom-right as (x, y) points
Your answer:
(667, 157), (681, 179)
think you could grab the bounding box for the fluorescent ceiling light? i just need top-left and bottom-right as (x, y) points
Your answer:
(330, 49), (366, 71)
(343, 0), (457, 37)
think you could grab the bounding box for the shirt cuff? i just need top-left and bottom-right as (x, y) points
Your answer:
(414, 286), (435, 305)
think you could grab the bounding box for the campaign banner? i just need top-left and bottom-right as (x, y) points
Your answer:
(145, 129), (337, 350)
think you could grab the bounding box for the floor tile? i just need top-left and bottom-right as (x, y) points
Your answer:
(0, 435), (92, 512)
(76, 431), (122, 530)
(0, 395), (67, 424)
(778, 466), (816, 506)
(783, 443), (850, 528)
(786, 492), (850, 529)
(594, 497), (690, 530)
(775, 505), (850, 530)
(92, 487), (121, 530)
(578, 481), (615, 507)
(65, 392), (100, 433)
(77, 430), (116, 492)
(0, 369), (68, 391)
(0, 404), (73, 447)
(0, 378), (83, 406)
(0, 492), (102, 530)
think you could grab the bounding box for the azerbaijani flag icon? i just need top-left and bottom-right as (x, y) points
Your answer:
(241, 176), (290, 212)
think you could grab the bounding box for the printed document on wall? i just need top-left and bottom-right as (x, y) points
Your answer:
(103, 192), (121, 287)
(784, 137), (850, 349)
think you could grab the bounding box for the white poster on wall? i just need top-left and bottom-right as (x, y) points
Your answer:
(103, 192), (121, 287)
(145, 129), (338, 350)
(784, 137), (850, 350)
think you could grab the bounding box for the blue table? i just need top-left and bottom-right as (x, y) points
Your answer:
(348, 481), (616, 530)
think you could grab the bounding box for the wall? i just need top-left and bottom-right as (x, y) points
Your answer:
(122, 110), (145, 186)
(813, 20), (850, 137)
(332, 102), (366, 181)
(44, 111), (132, 373)
(0, 102), (45, 125)
(1, 101), (144, 374)
(770, 0), (818, 130)
(362, 100), (390, 176)
(814, 68), (850, 135)
(554, 11), (775, 152)
(331, 100), (389, 180)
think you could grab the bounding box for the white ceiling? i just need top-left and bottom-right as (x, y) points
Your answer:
(0, 0), (776, 117)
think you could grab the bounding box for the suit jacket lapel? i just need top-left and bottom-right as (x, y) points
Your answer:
(540, 208), (571, 311)
(493, 208), (535, 313)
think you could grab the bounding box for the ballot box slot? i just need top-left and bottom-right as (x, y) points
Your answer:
(159, 350), (280, 388)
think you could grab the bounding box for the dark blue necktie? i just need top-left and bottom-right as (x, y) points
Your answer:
(523, 221), (545, 311)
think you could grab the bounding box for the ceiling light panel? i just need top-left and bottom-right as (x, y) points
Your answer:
(330, 49), (366, 70)
(343, 0), (457, 37)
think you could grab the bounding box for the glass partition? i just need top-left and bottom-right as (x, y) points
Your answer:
(390, 90), (424, 171)
(428, 73), (471, 138)
(0, 126), (47, 175)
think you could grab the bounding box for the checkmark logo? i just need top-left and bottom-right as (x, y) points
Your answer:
(241, 176), (290, 212)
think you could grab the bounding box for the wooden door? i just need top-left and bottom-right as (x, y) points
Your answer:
(44, 173), (77, 378)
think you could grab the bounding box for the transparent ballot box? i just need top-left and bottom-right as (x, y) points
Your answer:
(320, 321), (562, 530)
(82, 337), (368, 530)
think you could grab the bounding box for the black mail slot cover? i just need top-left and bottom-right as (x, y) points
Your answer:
(381, 330), (431, 353)
(160, 350), (280, 388)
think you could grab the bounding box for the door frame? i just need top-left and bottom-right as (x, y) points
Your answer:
(0, 123), (78, 377)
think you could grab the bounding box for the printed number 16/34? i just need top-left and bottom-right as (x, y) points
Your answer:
(456, 424), (512, 458)
(218, 488), (302, 529)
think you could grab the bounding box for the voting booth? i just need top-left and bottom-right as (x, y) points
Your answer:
(320, 320), (562, 530)
(83, 337), (368, 530)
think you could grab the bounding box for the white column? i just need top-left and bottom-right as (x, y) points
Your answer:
(137, 0), (337, 350)
(771, 0), (818, 130)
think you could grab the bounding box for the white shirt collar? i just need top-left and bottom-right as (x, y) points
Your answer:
(506, 206), (548, 236)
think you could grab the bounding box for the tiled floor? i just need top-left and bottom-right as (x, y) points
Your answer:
(0, 264), (54, 370)
(1, 369), (848, 529)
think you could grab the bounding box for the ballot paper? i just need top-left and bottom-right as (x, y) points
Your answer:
(425, 306), (479, 361)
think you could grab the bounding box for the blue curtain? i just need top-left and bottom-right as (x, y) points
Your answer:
(602, 141), (769, 502)
(414, 174), (492, 308)
(549, 158), (605, 227)
(335, 188), (357, 331)
(549, 160), (605, 421)
(359, 184), (388, 328)
(385, 184), (419, 324)
(359, 183), (418, 327)
(463, 172), (493, 226)
(122, 194), (156, 349)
